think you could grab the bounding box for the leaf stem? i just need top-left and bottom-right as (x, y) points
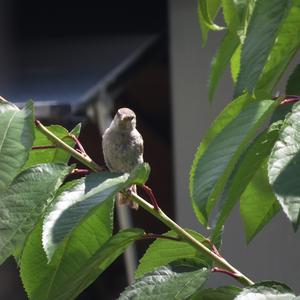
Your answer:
(36, 120), (254, 286)
(139, 233), (181, 242)
(129, 192), (254, 286)
(35, 120), (103, 172)
(32, 145), (57, 150)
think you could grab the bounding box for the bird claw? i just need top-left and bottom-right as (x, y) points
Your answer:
(119, 187), (139, 210)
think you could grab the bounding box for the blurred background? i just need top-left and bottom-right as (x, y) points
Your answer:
(0, 0), (300, 299)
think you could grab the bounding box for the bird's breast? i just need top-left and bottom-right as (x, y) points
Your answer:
(102, 129), (143, 173)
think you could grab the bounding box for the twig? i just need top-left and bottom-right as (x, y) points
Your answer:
(129, 192), (254, 286)
(71, 168), (92, 175)
(280, 97), (300, 105)
(32, 145), (56, 150)
(141, 184), (160, 211)
(65, 134), (87, 155)
(212, 267), (240, 280)
(35, 120), (104, 172)
(279, 95), (300, 105)
(139, 233), (181, 242)
(36, 119), (255, 287)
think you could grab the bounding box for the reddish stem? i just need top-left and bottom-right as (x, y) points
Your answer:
(275, 94), (300, 105)
(139, 233), (181, 242)
(212, 267), (240, 279)
(141, 184), (160, 211)
(32, 145), (56, 150)
(35, 119), (42, 127)
(66, 134), (87, 155)
(280, 97), (300, 105)
(205, 239), (223, 258)
(71, 168), (91, 175)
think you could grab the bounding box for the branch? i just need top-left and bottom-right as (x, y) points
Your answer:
(35, 120), (103, 172)
(36, 120), (254, 287)
(139, 233), (181, 242)
(129, 192), (254, 286)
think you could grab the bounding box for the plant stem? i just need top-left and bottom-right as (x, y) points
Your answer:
(32, 145), (57, 150)
(36, 121), (254, 286)
(35, 120), (103, 172)
(129, 192), (254, 286)
(139, 233), (181, 242)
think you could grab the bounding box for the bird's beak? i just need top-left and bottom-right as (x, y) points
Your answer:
(121, 115), (134, 121)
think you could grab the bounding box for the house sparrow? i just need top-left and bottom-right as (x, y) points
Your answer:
(102, 107), (144, 209)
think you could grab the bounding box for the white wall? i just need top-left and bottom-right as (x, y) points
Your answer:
(169, 0), (300, 292)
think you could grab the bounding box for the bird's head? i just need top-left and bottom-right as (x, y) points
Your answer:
(113, 107), (137, 130)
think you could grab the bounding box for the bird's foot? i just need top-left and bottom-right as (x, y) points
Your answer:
(120, 186), (139, 210)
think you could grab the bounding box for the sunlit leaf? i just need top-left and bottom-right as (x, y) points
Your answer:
(119, 260), (210, 300)
(21, 214), (143, 300)
(190, 94), (250, 225)
(211, 124), (280, 241)
(255, 1), (300, 98)
(191, 99), (277, 226)
(24, 123), (81, 169)
(0, 101), (34, 189)
(235, 0), (291, 96)
(197, 0), (222, 46)
(43, 163), (150, 260)
(0, 164), (70, 264)
(236, 281), (295, 300)
(135, 230), (211, 279)
(268, 101), (300, 229)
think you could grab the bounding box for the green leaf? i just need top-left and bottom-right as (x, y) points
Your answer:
(268, 101), (300, 229)
(43, 162), (150, 260)
(240, 161), (280, 243)
(231, 44), (241, 83)
(190, 94), (251, 225)
(190, 99), (277, 226)
(0, 101), (34, 190)
(190, 286), (241, 300)
(234, 0), (292, 97)
(21, 183), (114, 300)
(0, 96), (19, 113)
(24, 123), (81, 169)
(255, 2), (300, 98)
(197, 0), (223, 46)
(286, 64), (300, 95)
(270, 105), (293, 124)
(221, 0), (248, 34)
(135, 230), (211, 279)
(21, 221), (143, 300)
(119, 260), (210, 300)
(211, 124), (280, 241)
(61, 228), (144, 300)
(0, 164), (70, 265)
(236, 281), (296, 300)
(208, 31), (240, 102)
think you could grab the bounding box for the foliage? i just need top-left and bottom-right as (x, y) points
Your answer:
(1, 0), (300, 299)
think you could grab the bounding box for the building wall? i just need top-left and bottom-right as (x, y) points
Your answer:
(169, 0), (300, 292)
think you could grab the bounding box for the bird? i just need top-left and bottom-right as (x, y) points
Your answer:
(102, 107), (144, 209)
